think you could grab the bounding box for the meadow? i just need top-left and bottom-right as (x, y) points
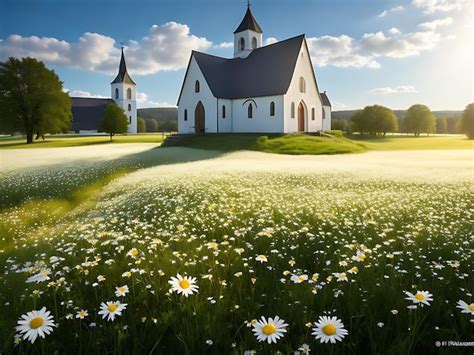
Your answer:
(0, 143), (473, 354)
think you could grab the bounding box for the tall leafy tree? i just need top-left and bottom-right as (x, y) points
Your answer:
(145, 118), (159, 132)
(350, 105), (397, 135)
(98, 103), (129, 141)
(403, 104), (436, 136)
(0, 57), (71, 143)
(460, 103), (474, 139)
(435, 117), (447, 134)
(137, 117), (147, 133)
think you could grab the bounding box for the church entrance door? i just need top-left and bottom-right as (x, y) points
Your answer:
(195, 101), (205, 133)
(298, 102), (305, 132)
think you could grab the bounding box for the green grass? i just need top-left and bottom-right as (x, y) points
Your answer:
(350, 134), (473, 150)
(167, 133), (366, 155)
(0, 134), (168, 149)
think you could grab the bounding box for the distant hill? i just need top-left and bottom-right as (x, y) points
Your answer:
(333, 110), (463, 121)
(137, 107), (177, 131)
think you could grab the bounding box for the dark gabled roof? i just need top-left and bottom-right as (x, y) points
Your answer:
(111, 48), (136, 85)
(184, 34), (305, 101)
(321, 92), (331, 107)
(71, 97), (114, 131)
(234, 7), (263, 34)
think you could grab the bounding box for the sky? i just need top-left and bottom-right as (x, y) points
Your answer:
(0, 0), (472, 110)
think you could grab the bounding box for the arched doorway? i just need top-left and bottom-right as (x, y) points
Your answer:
(298, 102), (305, 132)
(195, 101), (205, 133)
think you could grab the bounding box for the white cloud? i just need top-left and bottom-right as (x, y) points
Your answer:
(265, 37), (278, 45)
(0, 22), (212, 75)
(68, 90), (108, 98)
(215, 41), (233, 48)
(412, 0), (462, 13)
(388, 27), (401, 35)
(136, 92), (176, 108)
(419, 16), (453, 30)
(370, 85), (418, 95)
(378, 5), (405, 17)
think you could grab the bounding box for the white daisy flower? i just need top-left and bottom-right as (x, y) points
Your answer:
(298, 343), (311, 353)
(456, 300), (474, 315)
(252, 315), (288, 344)
(255, 255), (268, 263)
(312, 316), (348, 343)
(168, 274), (199, 297)
(290, 274), (308, 284)
(115, 285), (129, 297)
(15, 307), (56, 344)
(334, 272), (348, 282)
(76, 309), (89, 319)
(26, 270), (50, 283)
(127, 248), (140, 258)
(98, 301), (127, 321)
(404, 290), (433, 307)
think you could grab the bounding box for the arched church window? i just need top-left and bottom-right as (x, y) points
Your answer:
(127, 88), (132, 100)
(115, 88), (119, 99)
(270, 102), (275, 116)
(129, 116), (131, 124)
(312, 107), (315, 121)
(291, 102), (295, 118)
(248, 103), (253, 118)
(252, 37), (257, 49)
(299, 77), (306, 93)
(222, 105), (226, 118)
(195, 80), (200, 93)
(184, 109), (188, 121)
(239, 37), (245, 51)
(128, 104), (131, 111)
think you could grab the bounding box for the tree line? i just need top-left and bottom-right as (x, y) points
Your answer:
(332, 104), (473, 138)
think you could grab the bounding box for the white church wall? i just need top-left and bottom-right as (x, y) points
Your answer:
(283, 41), (323, 133)
(322, 105), (332, 131)
(111, 83), (137, 134)
(178, 57), (217, 134)
(231, 95), (284, 133)
(217, 99), (233, 132)
(234, 29), (263, 58)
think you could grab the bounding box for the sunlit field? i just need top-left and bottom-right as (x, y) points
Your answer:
(0, 146), (473, 354)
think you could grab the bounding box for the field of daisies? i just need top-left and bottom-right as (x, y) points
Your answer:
(0, 145), (473, 354)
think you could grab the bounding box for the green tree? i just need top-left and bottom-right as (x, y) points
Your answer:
(435, 117), (447, 134)
(137, 117), (147, 133)
(331, 118), (348, 132)
(0, 57), (71, 143)
(98, 103), (129, 141)
(351, 105), (397, 135)
(403, 104), (436, 136)
(446, 116), (460, 134)
(145, 118), (158, 132)
(460, 103), (474, 139)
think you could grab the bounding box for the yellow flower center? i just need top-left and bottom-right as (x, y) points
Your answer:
(118, 287), (126, 293)
(79, 311), (86, 317)
(130, 249), (138, 257)
(468, 304), (474, 311)
(107, 304), (118, 312)
(262, 324), (277, 335)
(415, 293), (425, 301)
(359, 254), (366, 261)
(323, 323), (337, 336)
(29, 317), (44, 329)
(179, 280), (190, 289)
(298, 276), (306, 281)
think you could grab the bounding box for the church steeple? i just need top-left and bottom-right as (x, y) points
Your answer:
(111, 47), (136, 85)
(233, 5), (263, 58)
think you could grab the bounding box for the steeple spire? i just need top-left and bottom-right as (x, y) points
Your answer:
(111, 47), (136, 85)
(234, 6), (263, 34)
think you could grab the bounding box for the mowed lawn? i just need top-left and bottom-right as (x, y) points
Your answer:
(0, 133), (168, 149)
(0, 144), (473, 354)
(353, 134), (474, 150)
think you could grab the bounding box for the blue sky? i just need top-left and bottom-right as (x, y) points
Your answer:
(0, 0), (472, 110)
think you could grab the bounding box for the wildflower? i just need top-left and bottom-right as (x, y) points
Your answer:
(404, 290), (433, 307)
(168, 274), (199, 297)
(207, 242), (218, 250)
(122, 271), (132, 278)
(115, 285), (129, 297)
(334, 272), (348, 282)
(76, 309), (89, 319)
(98, 301), (127, 321)
(456, 300), (474, 315)
(312, 316), (348, 343)
(252, 316), (288, 344)
(16, 307), (55, 344)
(353, 251), (367, 262)
(255, 255), (268, 263)
(298, 343), (311, 354)
(290, 274), (308, 284)
(26, 270), (50, 283)
(127, 248), (140, 258)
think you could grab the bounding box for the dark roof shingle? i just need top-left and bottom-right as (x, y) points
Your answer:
(234, 8), (263, 34)
(320, 92), (331, 107)
(71, 97), (114, 131)
(190, 35), (305, 99)
(111, 49), (136, 85)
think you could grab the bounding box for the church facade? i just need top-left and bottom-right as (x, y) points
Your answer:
(71, 48), (137, 134)
(177, 7), (331, 134)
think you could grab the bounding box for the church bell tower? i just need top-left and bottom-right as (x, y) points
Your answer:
(233, 5), (263, 58)
(111, 47), (137, 134)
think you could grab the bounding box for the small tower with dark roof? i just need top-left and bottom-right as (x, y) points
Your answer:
(233, 5), (263, 58)
(111, 47), (137, 134)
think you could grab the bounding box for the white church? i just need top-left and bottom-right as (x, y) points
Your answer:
(177, 6), (331, 134)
